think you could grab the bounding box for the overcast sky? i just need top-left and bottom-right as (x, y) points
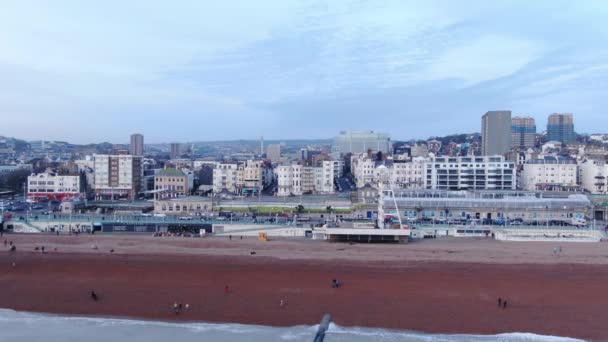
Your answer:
(1, 1), (607, 143)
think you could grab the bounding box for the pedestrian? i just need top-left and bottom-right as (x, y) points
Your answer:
(503, 300), (508, 309)
(173, 302), (179, 315)
(91, 291), (98, 301)
(41, 246), (45, 253)
(229, 235), (232, 240)
(224, 285), (230, 294)
(9, 241), (12, 246)
(185, 304), (190, 310)
(280, 299), (285, 308)
(498, 298), (502, 307)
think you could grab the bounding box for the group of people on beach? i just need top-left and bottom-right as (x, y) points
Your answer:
(497, 298), (508, 309)
(172, 302), (189, 315)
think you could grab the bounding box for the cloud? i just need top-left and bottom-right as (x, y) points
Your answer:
(425, 35), (542, 86)
(0, 0), (607, 142)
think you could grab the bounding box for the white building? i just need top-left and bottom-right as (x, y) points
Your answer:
(212, 163), (239, 194)
(351, 154), (425, 189)
(424, 156), (516, 190)
(212, 160), (269, 195)
(276, 162), (334, 196)
(579, 159), (608, 194)
(351, 154), (376, 188)
(520, 156), (578, 191)
(276, 164), (302, 196)
(93, 154), (143, 199)
(27, 173), (80, 201)
(390, 159), (425, 189)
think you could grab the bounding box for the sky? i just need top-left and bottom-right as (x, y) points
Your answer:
(1, 0), (608, 144)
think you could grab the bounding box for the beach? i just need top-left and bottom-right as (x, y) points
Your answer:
(0, 234), (607, 341)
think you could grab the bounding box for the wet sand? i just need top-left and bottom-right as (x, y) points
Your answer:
(0, 234), (607, 340)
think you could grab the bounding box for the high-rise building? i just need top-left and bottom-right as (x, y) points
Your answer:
(511, 116), (536, 149)
(93, 154), (143, 200)
(332, 130), (391, 155)
(266, 144), (281, 162)
(481, 111), (512, 156)
(170, 143), (181, 159)
(130, 133), (144, 156)
(547, 113), (575, 143)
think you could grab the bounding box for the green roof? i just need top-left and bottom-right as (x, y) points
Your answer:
(157, 168), (186, 177)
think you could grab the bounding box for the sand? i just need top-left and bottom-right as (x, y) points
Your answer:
(1, 234), (608, 340)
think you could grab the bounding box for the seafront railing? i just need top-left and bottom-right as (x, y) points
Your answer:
(17, 214), (293, 226)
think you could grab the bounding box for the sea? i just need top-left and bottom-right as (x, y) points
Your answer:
(0, 309), (584, 342)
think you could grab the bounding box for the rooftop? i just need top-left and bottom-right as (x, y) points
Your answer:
(157, 168), (186, 177)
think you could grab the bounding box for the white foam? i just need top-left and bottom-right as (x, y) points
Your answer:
(0, 309), (585, 342)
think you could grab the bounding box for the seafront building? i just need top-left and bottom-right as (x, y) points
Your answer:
(350, 153), (425, 189)
(93, 154), (143, 200)
(27, 173), (81, 201)
(332, 130), (391, 155)
(387, 190), (589, 225)
(154, 168), (189, 199)
(520, 156), (578, 191)
(482, 111), (512, 156)
(578, 159), (608, 194)
(547, 113), (576, 143)
(212, 160), (271, 196)
(276, 161), (335, 196)
(153, 196), (212, 216)
(424, 156), (516, 191)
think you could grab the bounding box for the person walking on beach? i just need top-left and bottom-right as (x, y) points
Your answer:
(503, 300), (508, 309)
(90, 291), (98, 301)
(280, 299), (286, 308)
(173, 302), (180, 315)
(498, 298), (502, 307)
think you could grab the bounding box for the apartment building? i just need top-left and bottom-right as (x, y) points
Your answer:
(276, 162), (334, 196)
(212, 163), (239, 194)
(212, 160), (269, 195)
(351, 154), (425, 189)
(520, 156), (578, 191)
(424, 156), (516, 190)
(578, 159), (608, 194)
(93, 154), (143, 199)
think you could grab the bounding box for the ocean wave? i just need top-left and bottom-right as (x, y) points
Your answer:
(0, 309), (584, 342)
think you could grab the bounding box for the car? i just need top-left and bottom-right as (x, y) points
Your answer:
(32, 205), (44, 210)
(153, 213), (166, 218)
(509, 221), (523, 226)
(178, 216), (193, 221)
(42, 211), (50, 215)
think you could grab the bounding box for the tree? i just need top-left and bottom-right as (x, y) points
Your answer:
(1, 169), (30, 192)
(326, 205), (332, 214)
(295, 204), (305, 213)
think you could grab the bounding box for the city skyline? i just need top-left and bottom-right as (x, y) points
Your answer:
(2, 1), (608, 143)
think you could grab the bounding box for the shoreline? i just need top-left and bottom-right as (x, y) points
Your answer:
(0, 308), (586, 341)
(0, 235), (607, 340)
